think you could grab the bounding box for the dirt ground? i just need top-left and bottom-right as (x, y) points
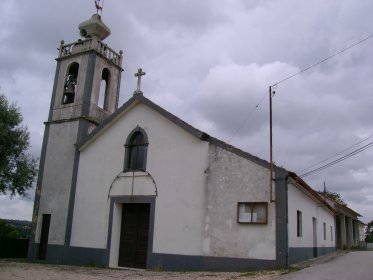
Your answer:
(0, 260), (282, 280)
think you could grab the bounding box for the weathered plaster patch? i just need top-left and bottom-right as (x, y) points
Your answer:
(203, 237), (210, 254)
(203, 144), (276, 260)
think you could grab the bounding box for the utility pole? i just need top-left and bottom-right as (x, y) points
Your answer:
(269, 86), (275, 202)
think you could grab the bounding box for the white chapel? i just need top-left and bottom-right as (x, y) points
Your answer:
(29, 11), (361, 270)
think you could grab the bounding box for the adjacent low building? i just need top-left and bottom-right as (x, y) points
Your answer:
(322, 198), (363, 249)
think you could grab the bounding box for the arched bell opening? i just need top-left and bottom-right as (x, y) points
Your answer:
(63, 62), (79, 104)
(98, 68), (111, 110)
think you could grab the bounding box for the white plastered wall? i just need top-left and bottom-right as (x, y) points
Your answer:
(36, 121), (79, 245)
(288, 182), (335, 248)
(204, 145), (276, 260)
(70, 102), (209, 257)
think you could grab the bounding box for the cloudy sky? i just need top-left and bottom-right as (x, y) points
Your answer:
(0, 0), (372, 223)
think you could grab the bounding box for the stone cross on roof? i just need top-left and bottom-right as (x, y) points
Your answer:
(134, 68), (146, 95)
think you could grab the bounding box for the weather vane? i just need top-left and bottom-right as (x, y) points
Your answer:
(95, 0), (103, 14)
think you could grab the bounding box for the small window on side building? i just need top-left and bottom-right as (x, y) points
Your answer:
(237, 202), (268, 224)
(297, 210), (302, 237)
(323, 222), (326, 240)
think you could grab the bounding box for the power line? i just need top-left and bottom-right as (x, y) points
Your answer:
(300, 141), (373, 178)
(228, 33), (373, 142)
(299, 140), (373, 178)
(228, 91), (267, 142)
(274, 34), (373, 177)
(297, 133), (373, 174)
(271, 33), (373, 87)
(229, 34), (373, 141)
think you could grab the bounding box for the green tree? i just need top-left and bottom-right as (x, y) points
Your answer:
(322, 190), (347, 206)
(366, 220), (373, 243)
(0, 94), (37, 196)
(0, 220), (19, 238)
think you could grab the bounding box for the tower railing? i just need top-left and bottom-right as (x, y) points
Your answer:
(58, 38), (123, 67)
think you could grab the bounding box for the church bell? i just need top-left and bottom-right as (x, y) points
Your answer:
(63, 75), (76, 104)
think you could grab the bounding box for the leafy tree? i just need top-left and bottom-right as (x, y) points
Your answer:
(0, 94), (37, 196)
(366, 220), (373, 243)
(0, 220), (19, 238)
(321, 190), (347, 206)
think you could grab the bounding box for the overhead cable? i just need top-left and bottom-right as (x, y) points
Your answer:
(299, 140), (373, 178)
(298, 133), (373, 174)
(228, 92), (267, 142)
(271, 34), (373, 87)
(228, 33), (373, 142)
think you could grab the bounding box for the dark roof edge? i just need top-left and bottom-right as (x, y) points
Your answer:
(137, 94), (206, 139)
(77, 94), (138, 150)
(77, 93), (364, 219)
(78, 93), (286, 174)
(77, 93), (206, 150)
(288, 172), (336, 215)
(338, 203), (362, 217)
(316, 192), (362, 218)
(206, 136), (285, 172)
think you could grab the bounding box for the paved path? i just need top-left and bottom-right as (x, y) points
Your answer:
(0, 260), (279, 280)
(275, 251), (373, 280)
(1, 252), (371, 280)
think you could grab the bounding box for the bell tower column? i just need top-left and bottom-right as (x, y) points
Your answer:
(29, 13), (123, 262)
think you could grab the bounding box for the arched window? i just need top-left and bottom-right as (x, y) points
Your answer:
(63, 62), (79, 104)
(98, 68), (110, 110)
(124, 127), (148, 171)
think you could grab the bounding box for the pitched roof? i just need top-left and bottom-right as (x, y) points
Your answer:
(288, 172), (336, 214)
(316, 192), (362, 218)
(78, 92), (349, 216)
(78, 92), (276, 170)
(337, 203), (362, 218)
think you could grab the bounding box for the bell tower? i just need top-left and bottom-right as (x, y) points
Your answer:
(53, 13), (123, 131)
(29, 13), (123, 261)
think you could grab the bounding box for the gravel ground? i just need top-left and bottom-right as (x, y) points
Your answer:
(0, 260), (281, 280)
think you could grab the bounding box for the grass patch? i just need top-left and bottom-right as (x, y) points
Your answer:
(279, 266), (302, 275)
(84, 261), (97, 268)
(239, 271), (260, 277)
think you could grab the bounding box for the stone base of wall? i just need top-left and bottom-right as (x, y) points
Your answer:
(289, 247), (335, 265)
(28, 242), (281, 271)
(28, 243), (109, 267)
(148, 253), (277, 271)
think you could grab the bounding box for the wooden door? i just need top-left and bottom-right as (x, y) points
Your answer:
(118, 203), (150, 268)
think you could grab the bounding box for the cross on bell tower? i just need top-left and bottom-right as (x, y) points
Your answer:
(134, 68), (146, 95)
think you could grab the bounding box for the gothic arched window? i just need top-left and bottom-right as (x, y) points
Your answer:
(124, 127), (148, 171)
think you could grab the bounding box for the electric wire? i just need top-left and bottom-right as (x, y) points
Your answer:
(229, 34), (373, 142)
(297, 133), (373, 174)
(271, 33), (373, 87)
(299, 140), (373, 178)
(228, 92), (267, 142)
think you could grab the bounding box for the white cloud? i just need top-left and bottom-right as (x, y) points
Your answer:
(0, 192), (34, 221)
(1, 0), (373, 223)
